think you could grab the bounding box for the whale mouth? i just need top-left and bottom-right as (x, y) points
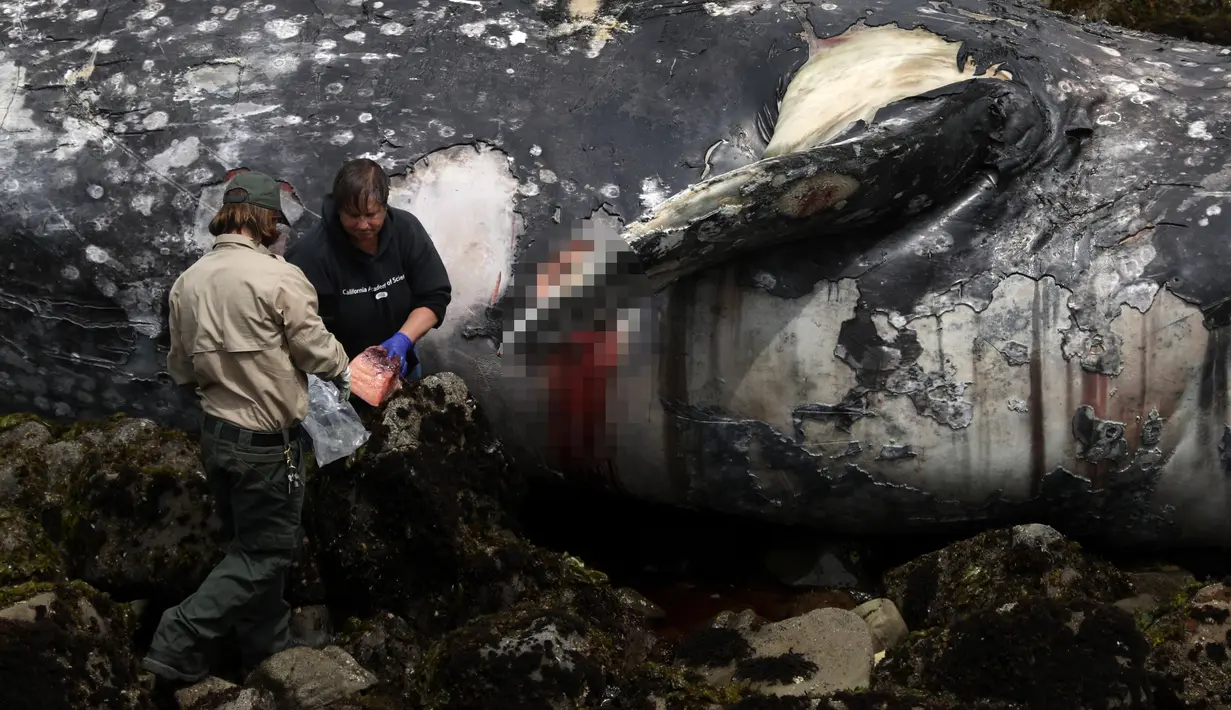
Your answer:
(623, 20), (1046, 291)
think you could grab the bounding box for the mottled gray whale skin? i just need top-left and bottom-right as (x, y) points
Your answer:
(2, 0), (1231, 548)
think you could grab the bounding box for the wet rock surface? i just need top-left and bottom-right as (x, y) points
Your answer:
(4, 387), (1231, 710)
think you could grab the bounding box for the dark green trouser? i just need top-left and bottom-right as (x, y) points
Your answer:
(145, 416), (305, 676)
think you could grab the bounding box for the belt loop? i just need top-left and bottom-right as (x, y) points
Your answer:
(239, 429), (252, 447)
(280, 426), (290, 449)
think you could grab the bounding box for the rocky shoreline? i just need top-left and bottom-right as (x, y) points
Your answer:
(2, 373), (1229, 709)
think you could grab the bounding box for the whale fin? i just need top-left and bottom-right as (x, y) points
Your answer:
(755, 63), (800, 147)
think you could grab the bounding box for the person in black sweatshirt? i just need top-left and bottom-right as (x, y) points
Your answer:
(286, 158), (452, 390)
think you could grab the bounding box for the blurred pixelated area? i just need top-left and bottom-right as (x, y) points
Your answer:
(501, 209), (655, 486)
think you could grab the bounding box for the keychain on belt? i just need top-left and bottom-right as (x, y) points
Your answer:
(284, 443), (302, 492)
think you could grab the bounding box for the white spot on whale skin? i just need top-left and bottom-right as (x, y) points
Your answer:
(198, 19), (221, 32)
(539, 169), (557, 184)
(1189, 121), (1213, 140)
(142, 111), (169, 130)
(1096, 44), (1121, 57)
(344, 31), (366, 43)
(820, 2), (838, 9)
(600, 184), (620, 199)
(518, 181), (540, 197)
(1210, 205), (1224, 217)
(225, 8), (241, 21)
(87, 185), (105, 199)
(438, 125), (456, 138)
(639, 176), (668, 211)
(359, 112), (373, 123)
(509, 30), (527, 45)
(1096, 112), (1122, 126)
(131, 194), (155, 216)
(132, 3), (165, 22)
(148, 136), (201, 173)
(93, 39), (117, 54)
(211, 5), (227, 14)
(380, 22), (406, 36)
(331, 130), (354, 146)
(485, 35), (509, 50)
(459, 21), (487, 38)
(75, 9), (99, 21)
(530, 145), (543, 157)
(61, 265), (80, 281)
(85, 245), (111, 264)
(142, 59), (156, 72)
(703, 1), (767, 16)
(264, 18), (302, 40)
(325, 82), (344, 94)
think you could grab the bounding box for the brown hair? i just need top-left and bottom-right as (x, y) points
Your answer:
(208, 201), (282, 243)
(332, 158), (389, 215)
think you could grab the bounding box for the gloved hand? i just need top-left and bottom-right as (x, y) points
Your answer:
(379, 332), (413, 377)
(329, 366), (351, 403)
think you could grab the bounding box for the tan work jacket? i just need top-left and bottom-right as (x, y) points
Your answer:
(166, 233), (349, 433)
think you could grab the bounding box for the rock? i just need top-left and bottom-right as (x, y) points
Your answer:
(677, 608), (874, 700)
(1126, 564), (1198, 603)
(0, 581), (151, 710)
(883, 524), (1132, 631)
(1143, 583), (1231, 708)
(305, 373), (553, 636)
(1, 414), (226, 600)
(417, 584), (660, 710)
(0, 507), (65, 587)
(875, 596), (1150, 709)
(174, 677), (276, 710)
(289, 605), (332, 649)
(741, 608), (873, 698)
(1046, 0), (1231, 45)
(853, 599), (909, 653)
(814, 689), (1026, 709)
(247, 645), (377, 709)
(336, 611), (425, 705)
(60, 416), (225, 599)
(616, 586), (666, 620)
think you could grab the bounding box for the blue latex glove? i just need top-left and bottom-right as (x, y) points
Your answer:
(379, 332), (413, 377)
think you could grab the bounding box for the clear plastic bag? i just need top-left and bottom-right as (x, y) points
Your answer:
(302, 374), (371, 465)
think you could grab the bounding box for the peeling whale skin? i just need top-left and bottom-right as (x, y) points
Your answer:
(2, 0), (1231, 548)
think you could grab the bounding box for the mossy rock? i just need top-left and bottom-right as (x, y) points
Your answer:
(0, 506), (65, 588)
(416, 582), (672, 710)
(305, 373), (544, 635)
(0, 412), (226, 599)
(0, 580), (151, 710)
(883, 524), (1132, 631)
(1045, 0), (1231, 45)
(56, 416), (225, 599)
(1143, 584), (1231, 708)
(873, 596), (1150, 710)
(812, 688), (1025, 709)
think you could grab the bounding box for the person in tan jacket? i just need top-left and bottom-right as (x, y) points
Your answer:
(142, 170), (351, 687)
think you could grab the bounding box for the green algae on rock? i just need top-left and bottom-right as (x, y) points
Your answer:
(0, 507), (65, 588)
(873, 596), (1151, 710)
(883, 524), (1133, 631)
(1143, 583), (1231, 708)
(0, 580), (151, 710)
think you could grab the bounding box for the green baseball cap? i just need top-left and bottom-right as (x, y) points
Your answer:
(222, 170), (285, 215)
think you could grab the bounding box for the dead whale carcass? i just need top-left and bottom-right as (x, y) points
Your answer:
(503, 2), (1231, 549)
(0, 0), (1228, 547)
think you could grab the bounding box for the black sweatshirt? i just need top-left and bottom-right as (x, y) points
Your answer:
(286, 195), (452, 361)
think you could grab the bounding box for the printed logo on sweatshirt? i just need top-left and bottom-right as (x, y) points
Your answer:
(340, 273), (406, 296)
